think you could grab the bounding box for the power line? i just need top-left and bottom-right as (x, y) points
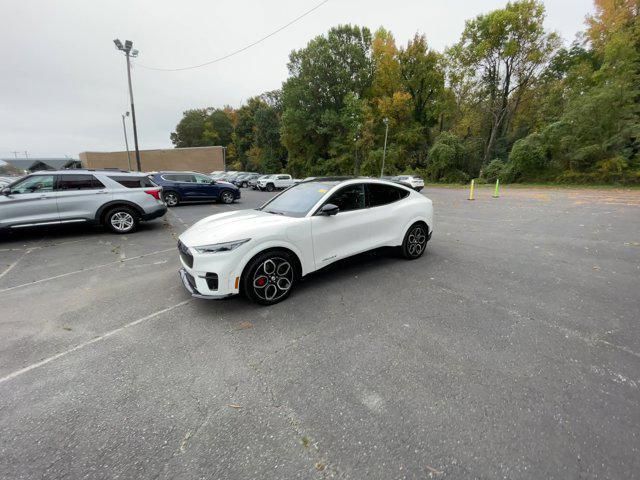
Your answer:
(134, 0), (329, 72)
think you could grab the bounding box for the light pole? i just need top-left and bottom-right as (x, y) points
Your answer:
(381, 117), (389, 177)
(121, 111), (132, 171)
(114, 39), (142, 171)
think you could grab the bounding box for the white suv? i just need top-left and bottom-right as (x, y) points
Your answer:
(395, 175), (424, 191)
(0, 170), (167, 234)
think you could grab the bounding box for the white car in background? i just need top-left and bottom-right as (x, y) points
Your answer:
(256, 174), (300, 192)
(177, 177), (433, 305)
(395, 175), (425, 191)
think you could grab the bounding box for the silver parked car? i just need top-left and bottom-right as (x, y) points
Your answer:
(0, 170), (167, 234)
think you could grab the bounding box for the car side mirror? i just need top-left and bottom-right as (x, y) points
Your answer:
(1, 187), (10, 196)
(320, 203), (339, 216)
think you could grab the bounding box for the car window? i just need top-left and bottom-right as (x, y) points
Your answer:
(109, 176), (156, 188)
(325, 184), (365, 212)
(163, 174), (195, 182)
(367, 183), (409, 207)
(259, 181), (339, 217)
(57, 174), (105, 190)
(194, 174), (212, 184)
(10, 175), (55, 194)
(277, 175), (289, 180)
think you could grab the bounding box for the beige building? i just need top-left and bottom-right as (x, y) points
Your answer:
(79, 146), (225, 173)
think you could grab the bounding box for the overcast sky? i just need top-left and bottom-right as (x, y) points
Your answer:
(0, 0), (594, 160)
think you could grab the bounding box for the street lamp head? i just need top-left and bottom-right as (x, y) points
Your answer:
(113, 39), (124, 50)
(131, 49), (139, 58)
(383, 117), (389, 125)
(124, 40), (133, 52)
(125, 111), (130, 117)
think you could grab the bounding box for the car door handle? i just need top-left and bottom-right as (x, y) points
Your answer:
(95, 190), (109, 194)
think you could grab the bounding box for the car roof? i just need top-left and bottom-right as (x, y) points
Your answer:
(300, 176), (413, 190)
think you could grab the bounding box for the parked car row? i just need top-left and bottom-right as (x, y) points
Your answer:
(209, 171), (302, 191)
(1, 167), (426, 237)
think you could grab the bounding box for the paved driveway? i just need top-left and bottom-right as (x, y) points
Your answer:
(1, 187), (639, 479)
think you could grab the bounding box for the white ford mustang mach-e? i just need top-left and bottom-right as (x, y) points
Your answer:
(177, 177), (434, 305)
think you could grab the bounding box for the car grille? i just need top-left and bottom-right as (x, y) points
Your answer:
(178, 241), (193, 268)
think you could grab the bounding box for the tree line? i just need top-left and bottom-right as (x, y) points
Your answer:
(171, 0), (640, 184)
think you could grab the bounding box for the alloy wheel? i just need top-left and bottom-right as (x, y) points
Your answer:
(164, 193), (178, 206)
(252, 257), (293, 302)
(110, 211), (134, 232)
(407, 226), (427, 257)
(221, 191), (234, 204)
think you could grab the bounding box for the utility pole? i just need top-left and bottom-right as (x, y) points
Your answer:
(381, 117), (389, 177)
(121, 112), (132, 170)
(114, 39), (142, 171)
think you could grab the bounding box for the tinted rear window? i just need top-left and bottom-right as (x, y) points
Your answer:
(367, 183), (409, 207)
(58, 174), (105, 190)
(109, 176), (156, 188)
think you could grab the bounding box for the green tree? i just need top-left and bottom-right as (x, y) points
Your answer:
(281, 25), (373, 176)
(170, 109), (210, 147)
(448, 0), (560, 164)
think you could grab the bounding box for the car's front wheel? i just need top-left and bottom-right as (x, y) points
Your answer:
(219, 190), (235, 204)
(105, 206), (139, 234)
(242, 250), (297, 305)
(400, 222), (428, 259)
(163, 191), (180, 207)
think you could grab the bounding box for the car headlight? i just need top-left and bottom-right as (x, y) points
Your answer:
(193, 239), (250, 254)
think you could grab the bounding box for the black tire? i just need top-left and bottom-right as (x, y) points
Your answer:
(219, 190), (235, 204)
(266, 183), (275, 192)
(241, 250), (298, 305)
(105, 206), (139, 234)
(163, 191), (180, 207)
(400, 222), (428, 259)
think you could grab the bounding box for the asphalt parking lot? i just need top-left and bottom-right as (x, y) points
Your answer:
(1, 186), (639, 479)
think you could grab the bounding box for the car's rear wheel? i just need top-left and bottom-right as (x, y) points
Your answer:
(266, 183), (275, 192)
(400, 222), (428, 259)
(163, 191), (179, 207)
(219, 190), (235, 204)
(105, 206), (138, 234)
(242, 250), (297, 305)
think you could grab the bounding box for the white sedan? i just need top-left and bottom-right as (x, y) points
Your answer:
(177, 177), (434, 305)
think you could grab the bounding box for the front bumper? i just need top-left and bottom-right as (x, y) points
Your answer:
(179, 268), (234, 299)
(177, 241), (250, 299)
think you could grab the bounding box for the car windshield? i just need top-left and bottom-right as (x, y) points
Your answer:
(258, 181), (338, 217)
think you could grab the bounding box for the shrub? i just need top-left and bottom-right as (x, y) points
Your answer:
(509, 134), (549, 181)
(482, 159), (506, 182)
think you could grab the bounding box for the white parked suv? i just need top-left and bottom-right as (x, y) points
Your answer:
(395, 175), (425, 191)
(177, 177), (433, 305)
(256, 174), (299, 192)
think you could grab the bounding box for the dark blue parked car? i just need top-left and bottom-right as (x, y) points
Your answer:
(149, 171), (240, 207)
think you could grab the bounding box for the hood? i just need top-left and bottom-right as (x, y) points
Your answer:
(179, 209), (295, 247)
(216, 181), (236, 188)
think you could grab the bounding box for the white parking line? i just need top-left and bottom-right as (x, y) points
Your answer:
(0, 299), (192, 385)
(0, 247), (176, 294)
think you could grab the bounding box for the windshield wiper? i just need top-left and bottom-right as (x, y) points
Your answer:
(264, 209), (285, 216)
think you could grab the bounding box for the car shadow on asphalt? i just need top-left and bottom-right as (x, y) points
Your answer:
(189, 247), (416, 317)
(0, 221), (168, 244)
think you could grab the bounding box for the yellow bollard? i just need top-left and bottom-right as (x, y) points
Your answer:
(492, 179), (500, 198)
(468, 179), (475, 201)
